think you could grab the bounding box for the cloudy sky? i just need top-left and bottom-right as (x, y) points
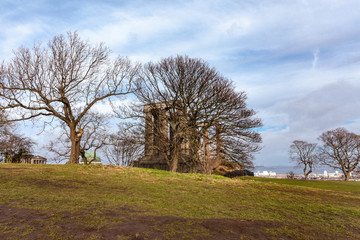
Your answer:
(2, 0), (360, 166)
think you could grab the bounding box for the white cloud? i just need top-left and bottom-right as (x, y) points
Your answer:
(2, 0), (360, 166)
(256, 80), (360, 166)
(0, 22), (47, 60)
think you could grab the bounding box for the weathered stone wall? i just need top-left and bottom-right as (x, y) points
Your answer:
(136, 103), (223, 173)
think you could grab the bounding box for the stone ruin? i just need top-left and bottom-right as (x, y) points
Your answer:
(135, 103), (223, 173)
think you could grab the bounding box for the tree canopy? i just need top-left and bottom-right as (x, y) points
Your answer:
(318, 128), (360, 181)
(133, 55), (262, 172)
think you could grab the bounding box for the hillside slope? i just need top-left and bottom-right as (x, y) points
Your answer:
(0, 164), (359, 239)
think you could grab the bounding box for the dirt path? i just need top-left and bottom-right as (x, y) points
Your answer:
(0, 204), (281, 240)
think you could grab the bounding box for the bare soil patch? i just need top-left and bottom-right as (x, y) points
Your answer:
(0, 204), (281, 240)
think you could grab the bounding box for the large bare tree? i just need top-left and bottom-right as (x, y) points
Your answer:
(318, 128), (360, 181)
(289, 140), (317, 180)
(134, 55), (262, 173)
(0, 31), (140, 164)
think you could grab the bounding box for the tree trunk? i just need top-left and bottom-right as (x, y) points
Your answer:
(170, 153), (179, 172)
(341, 166), (350, 181)
(344, 172), (350, 181)
(67, 126), (83, 164)
(304, 167), (307, 180)
(215, 124), (223, 165)
(305, 169), (312, 180)
(202, 130), (212, 174)
(189, 160), (198, 173)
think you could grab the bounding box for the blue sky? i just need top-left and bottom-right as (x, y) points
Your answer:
(2, 0), (360, 166)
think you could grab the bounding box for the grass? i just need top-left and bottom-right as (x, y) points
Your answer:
(247, 176), (360, 193)
(0, 163), (359, 239)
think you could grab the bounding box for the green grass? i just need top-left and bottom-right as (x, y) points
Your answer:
(247, 176), (360, 193)
(0, 163), (359, 239)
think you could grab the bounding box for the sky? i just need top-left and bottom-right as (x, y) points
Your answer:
(1, 0), (360, 166)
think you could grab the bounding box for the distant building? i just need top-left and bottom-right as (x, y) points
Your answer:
(80, 152), (102, 165)
(269, 171), (277, 176)
(255, 170), (277, 177)
(20, 154), (47, 164)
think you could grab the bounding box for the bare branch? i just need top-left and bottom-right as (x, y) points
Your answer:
(318, 128), (360, 181)
(132, 55), (262, 173)
(0, 31), (139, 164)
(289, 140), (318, 180)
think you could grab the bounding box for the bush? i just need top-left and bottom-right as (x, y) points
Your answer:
(287, 171), (296, 179)
(224, 170), (254, 178)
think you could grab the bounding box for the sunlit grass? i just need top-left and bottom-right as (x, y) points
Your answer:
(248, 176), (360, 193)
(0, 163), (359, 239)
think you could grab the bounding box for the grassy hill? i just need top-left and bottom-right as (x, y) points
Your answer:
(0, 163), (359, 240)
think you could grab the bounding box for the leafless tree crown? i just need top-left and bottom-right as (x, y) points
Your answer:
(318, 128), (360, 181)
(289, 140), (317, 180)
(0, 31), (140, 164)
(134, 55), (262, 173)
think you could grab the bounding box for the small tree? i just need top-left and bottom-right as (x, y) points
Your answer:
(0, 121), (34, 163)
(0, 31), (140, 164)
(289, 140), (317, 180)
(47, 111), (109, 164)
(102, 125), (143, 166)
(287, 171), (296, 179)
(318, 128), (360, 181)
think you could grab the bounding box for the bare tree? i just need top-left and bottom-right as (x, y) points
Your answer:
(0, 31), (140, 164)
(47, 111), (110, 164)
(222, 137), (259, 170)
(0, 130), (34, 163)
(287, 171), (296, 179)
(0, 112), (34, 163)
(102, 124), (143, 166)
(318, 128), (360, 181)
(289, 140), (317, 180)
(133, 55), (262, 173)
(77, 112), (110, 164)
